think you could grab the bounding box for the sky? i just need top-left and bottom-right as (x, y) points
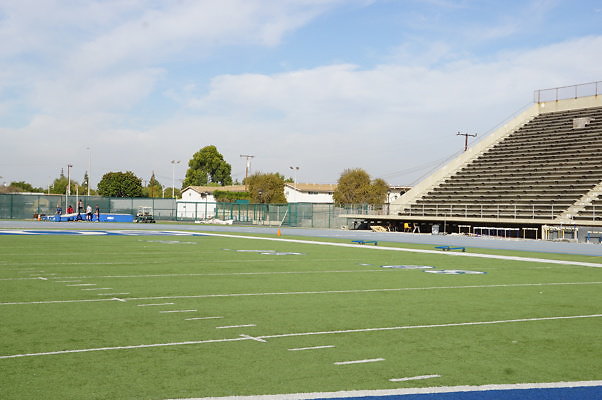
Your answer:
(1, 0), (601, 190)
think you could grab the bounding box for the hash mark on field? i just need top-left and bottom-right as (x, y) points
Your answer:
(159, 309), (197, 313)
(390, 374), (441, 382)
(335, 358), (384, 365)
(137, 303), (175, 307)
(216, 324), (256, 329)
(288, 345), (335, 351)
(185, 316), (223, 321)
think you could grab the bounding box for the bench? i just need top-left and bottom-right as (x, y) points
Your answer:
(352, 240), (378, 246)
(435, 245), (466, 252)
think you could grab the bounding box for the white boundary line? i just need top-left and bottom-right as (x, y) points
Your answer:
(1, 313), (600, 359)
(200, 232), (602, 268)
(167, 380), (602, 400)
(2, 281), (601, 305)
(159, 310), (197, 313)
(185, 316), (224, 321)
(137, 303), (175, 307)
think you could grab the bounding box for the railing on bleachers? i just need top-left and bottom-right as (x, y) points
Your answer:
(534, 81), (602, 103)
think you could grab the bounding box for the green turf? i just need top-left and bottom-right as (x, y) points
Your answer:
(0, 233), (601, 399)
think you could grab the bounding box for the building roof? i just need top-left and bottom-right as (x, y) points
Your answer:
(285, 183), (337, 193)
(183, 185), (247, 194)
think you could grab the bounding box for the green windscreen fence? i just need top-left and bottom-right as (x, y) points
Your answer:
(1, 194), (357, 228)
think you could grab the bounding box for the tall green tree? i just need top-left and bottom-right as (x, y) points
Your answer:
(97, 171), (143, 197)
(144, 172), (163, 198)
(49, 171), (79, 195)
(182, 145), (233, 187)
(333, 168), (388, 205)
(246, 172), (287, 204)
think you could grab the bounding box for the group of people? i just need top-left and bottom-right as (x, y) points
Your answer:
(61, 200), (101, 221)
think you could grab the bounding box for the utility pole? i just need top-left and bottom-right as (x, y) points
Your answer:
(457, 132), (477, 152)
(240, 154), (255, 181)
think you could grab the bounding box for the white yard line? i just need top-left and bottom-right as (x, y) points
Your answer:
(167, 380), (602, 400)
(2, 281), (601, 306)
(334, 358), (385, 365)
(288, 345), (335, 351)
(97, 293), (130, 296)
(81, 288), (112, 291)
(159, 310), (197, 313)
(216, 324), (256, 329)
(66, 283), (96, 287)
(2, 313), (600, 359)
(137, 303), (175, 307)
(389, 374), (441, 382)
(185, 316), (223, 321)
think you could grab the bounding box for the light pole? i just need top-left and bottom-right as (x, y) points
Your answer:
(67, 163), (73, 207)
(289, 166), (300, 185)
(171, 160), (180, 198)
(86, 147), (92, 196)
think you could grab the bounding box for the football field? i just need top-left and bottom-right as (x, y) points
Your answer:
(0, 229), (601, 399)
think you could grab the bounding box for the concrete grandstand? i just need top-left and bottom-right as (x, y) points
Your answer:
(344, 81), (602, 241)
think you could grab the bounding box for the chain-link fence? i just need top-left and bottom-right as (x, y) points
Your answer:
(0, 194), (177, 221)
(1, 194), (353, 229)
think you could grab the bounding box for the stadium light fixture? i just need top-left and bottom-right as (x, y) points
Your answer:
(171, 160), (180, 198)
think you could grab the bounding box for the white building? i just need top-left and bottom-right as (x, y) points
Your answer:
(284, 183), (337, 203)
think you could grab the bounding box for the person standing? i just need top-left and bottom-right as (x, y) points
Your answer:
(95, 205), (100, 222)
(86, 204), (93, 221)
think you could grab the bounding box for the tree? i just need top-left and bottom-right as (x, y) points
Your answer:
(143, 172), (163, 198)
(82, 172), (89, 195)
(333, 168), (388, 205)
(182, 145), (233, 187)
(246, 172), (287, 203)
(9, 181), (44, 193)
(49, 171), (78, 195)
(97, 171), (143, 197)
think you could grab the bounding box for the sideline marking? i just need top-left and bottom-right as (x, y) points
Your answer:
(82, 288), (112, 291)
(112, 297), (127, 303)
(3, 314), (599, 359)
(389, 374), (441, 382)
(334, 358), (384, 365)
(216, 324), (256, 329)
(288, 345), (335, 351)
(2, 281), (601, 306)
(159, 310), (197, 313)
(166, 380), (602, 400)
(137, 303), (175, 307)
(202, 232), (602, 268)
(185, 316), (223, 321)
(66, 283), (96, 287)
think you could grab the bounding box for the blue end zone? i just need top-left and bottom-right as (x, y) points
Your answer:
(339, 386), (602, 400)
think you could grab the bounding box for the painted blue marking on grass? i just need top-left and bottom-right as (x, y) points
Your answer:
(0, 230), (208, 236)
(335, 386), (602, 399)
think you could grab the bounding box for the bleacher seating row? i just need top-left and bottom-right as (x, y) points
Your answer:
(402, 106), (602, 220)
